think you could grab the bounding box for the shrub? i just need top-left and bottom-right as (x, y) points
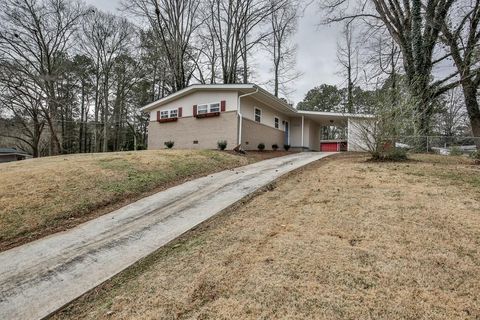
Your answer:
(284, 144), (291, 151)
(164, 140), (174, 149)
(449, 146), (462, 156)
(272, 144), (278, 151)
(217, 140), (227, 150)
(371, 147), (407, 162)
(257, 143), (265, 151)
(136, 144), (146, 151)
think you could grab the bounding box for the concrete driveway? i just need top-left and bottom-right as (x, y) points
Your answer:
(0, 152), (332, 320)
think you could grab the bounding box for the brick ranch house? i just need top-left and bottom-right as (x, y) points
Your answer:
(142, 84), (371, 151)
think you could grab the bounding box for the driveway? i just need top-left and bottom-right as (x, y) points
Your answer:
(0, 152), (332, 320)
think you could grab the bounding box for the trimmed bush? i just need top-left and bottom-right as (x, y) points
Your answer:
(284, 144), (291, 151)
(272, 144), (278, 151)
(164, 140), (174, 149)
(217, 140), (227, 150)
(257, 143), (265, 151)
(371, 148), (407, 161)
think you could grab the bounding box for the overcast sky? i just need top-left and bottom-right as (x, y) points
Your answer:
(84, 0), (342, 104)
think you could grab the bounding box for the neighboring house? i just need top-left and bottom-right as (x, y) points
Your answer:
(142, 84), (371, 151)
(0, 148), (32, 163)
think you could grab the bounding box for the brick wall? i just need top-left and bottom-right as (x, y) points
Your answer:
(148, 111), (238, 150)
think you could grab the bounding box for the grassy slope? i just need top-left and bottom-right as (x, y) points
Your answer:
(0, 150), (250, 250)
(51, 154), (480, 320)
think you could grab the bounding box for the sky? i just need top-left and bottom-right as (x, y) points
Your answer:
(84, 0), (343, 104)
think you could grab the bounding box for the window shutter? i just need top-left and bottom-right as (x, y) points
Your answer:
(220, 100), (226, 112)
(156, 111), (160, 121)
(178, 107), (182, 117)
(193, 105), (197, 116)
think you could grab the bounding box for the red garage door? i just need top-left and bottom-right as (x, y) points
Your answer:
(320, 142), (339, 152)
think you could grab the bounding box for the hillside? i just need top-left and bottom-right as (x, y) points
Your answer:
(0, 150), (251, 250)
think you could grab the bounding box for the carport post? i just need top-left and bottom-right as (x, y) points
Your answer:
(301, 115), (304, 149)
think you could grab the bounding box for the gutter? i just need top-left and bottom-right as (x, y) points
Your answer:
(237, 86), (259, 146)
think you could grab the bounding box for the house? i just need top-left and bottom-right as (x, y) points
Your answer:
(0, 148), (32, 163)
(141, 84), (372, 151)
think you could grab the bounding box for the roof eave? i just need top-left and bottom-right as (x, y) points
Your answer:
(297, 110), (375, 118)
(141, 84), (256, 112)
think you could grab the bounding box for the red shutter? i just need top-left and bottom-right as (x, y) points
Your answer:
(193, 105), (197, 116)
(220, 100), (226, 112)
(178, 107), (182, 117)
(156, 111), (160, 121)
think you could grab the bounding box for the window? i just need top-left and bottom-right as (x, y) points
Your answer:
(160, 110), (169, 119)
(161, 109), (178, 119)
(197, 104), (208, 114)
(254, 107), (261, 123)
(209, 102), (220, 113)
(274, 117), (279, 129)
(198, 102), (220, 114)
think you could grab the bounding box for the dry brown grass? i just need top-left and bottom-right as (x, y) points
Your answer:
(0, 150), (251, 250)
(52, 153), (480, 320)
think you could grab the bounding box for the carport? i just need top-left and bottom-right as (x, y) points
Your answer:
(291, 110), (373, 152)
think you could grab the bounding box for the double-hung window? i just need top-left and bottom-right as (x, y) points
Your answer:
(197, 104), (208, 115)
(254, 107), (262, 123)
(198, 102), (220, 115)
(209, 102), (220, 113)
(274, 117), (279, 129)
(160, 110), (169, 119)
(169, 109), (178, 118)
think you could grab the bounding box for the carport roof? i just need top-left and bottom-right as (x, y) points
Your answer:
(297, 110), (374, 124)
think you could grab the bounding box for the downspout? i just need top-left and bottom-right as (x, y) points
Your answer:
(301, 115), (304, 150)
(237, 86), (259, 146)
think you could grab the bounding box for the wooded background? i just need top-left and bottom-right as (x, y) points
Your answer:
(0, 0), (478, 156)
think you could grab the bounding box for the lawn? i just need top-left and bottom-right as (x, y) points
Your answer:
(51, 153), (480, 320)
(0, 150), (255, 250)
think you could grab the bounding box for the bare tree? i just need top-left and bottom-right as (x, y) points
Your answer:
(268, 0), (301, 97)
(123, 0), (201, 92)
(80, 10), (133, 152)
(0, 68), (45, 157)
(435, 88), (468, 137)
(206, 0), (283, 84)
(322, 0), (460, 139)
(196, 20), (221, 84)
(337, 22), (360, 113)
(361, 27), (403, 112)
(441, 0), (480, 146)
(348, 86), (415, 158)
(0, 0), (87, 155)
(138, 29), (173, 100)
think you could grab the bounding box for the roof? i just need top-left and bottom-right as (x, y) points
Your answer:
(297, 110), (374, 118)
(140, 84), (297, 115)
(141, 83), (374, 120)
(297, 110), (374, 124)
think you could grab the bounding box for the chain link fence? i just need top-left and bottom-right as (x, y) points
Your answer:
(392, 136), (479, 155)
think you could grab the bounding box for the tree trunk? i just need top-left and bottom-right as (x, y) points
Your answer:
(242, 37), (248, 84)
(461, 80), (480, 148)
(79, 80), (85, 153)
(347, 64), (353, 113)
(103, 72), (109, 153)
